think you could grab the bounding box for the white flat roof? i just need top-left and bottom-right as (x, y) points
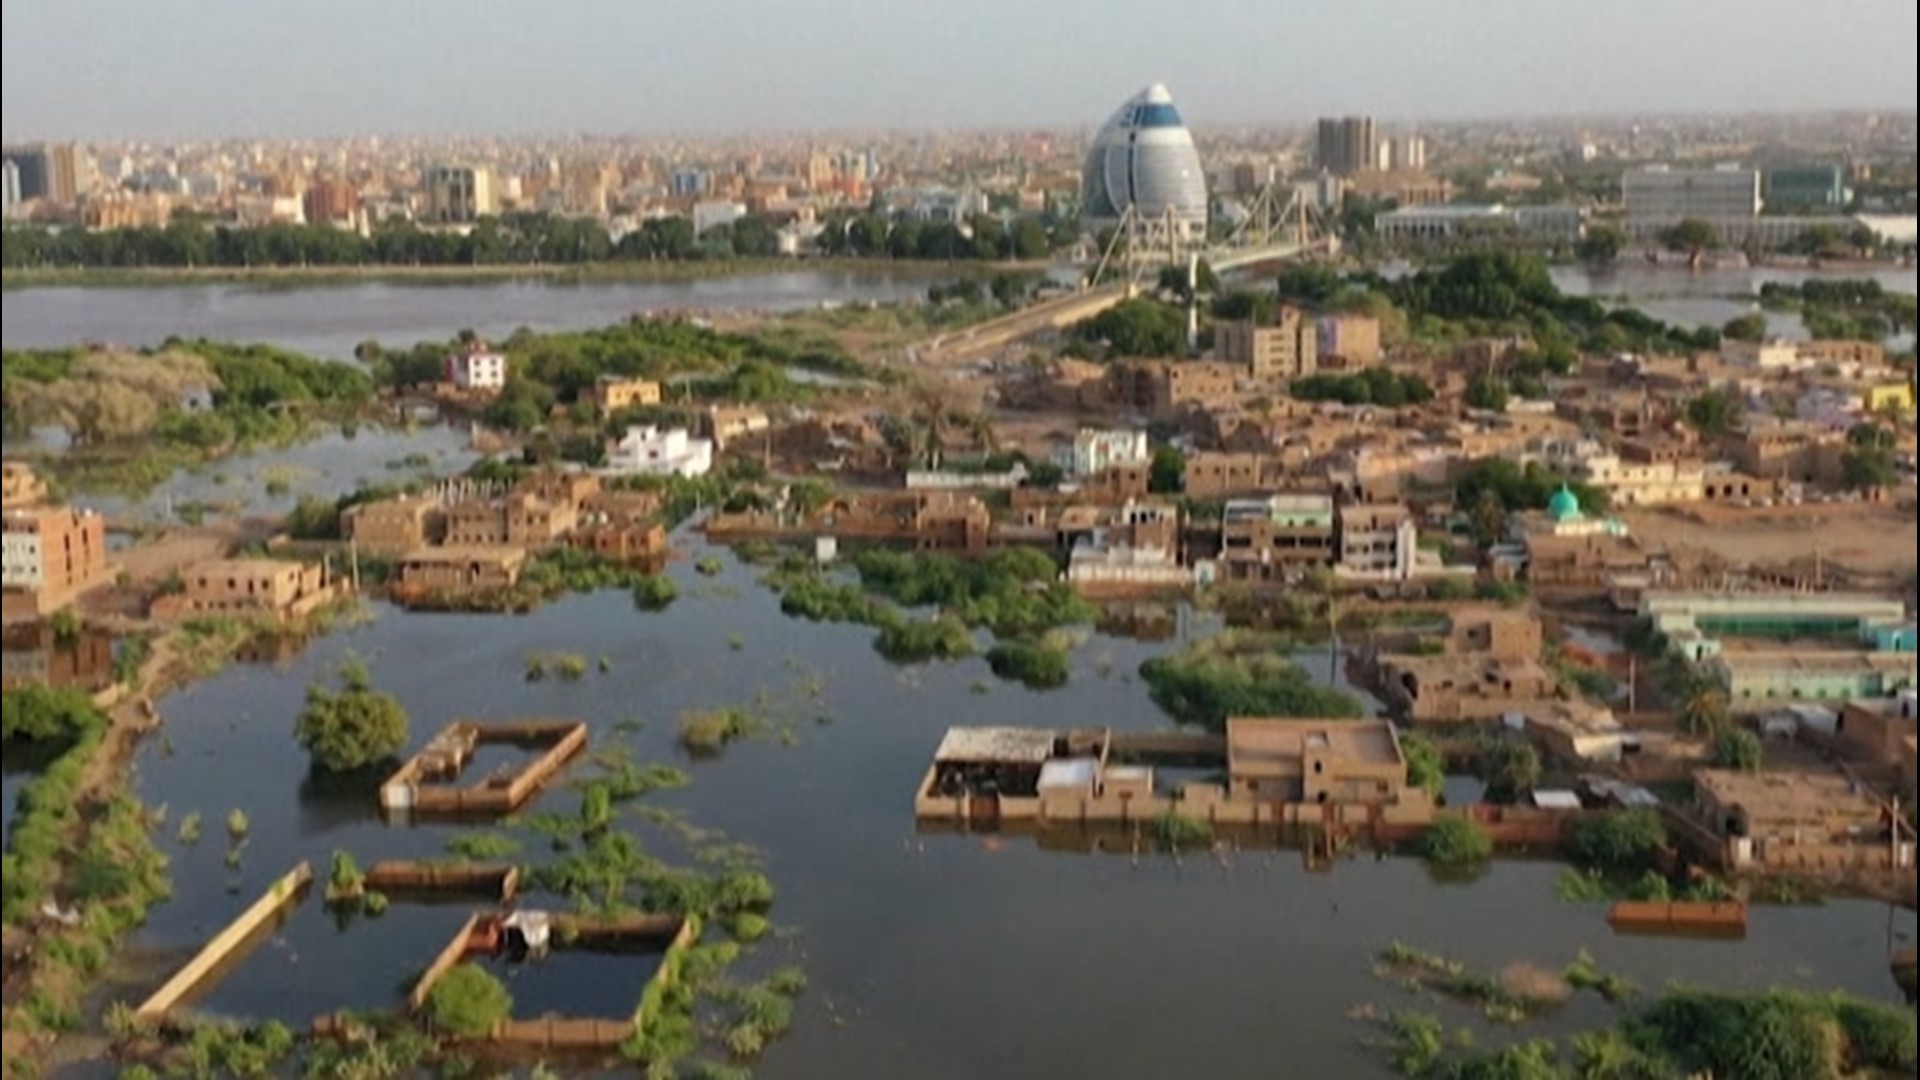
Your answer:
(1039, 758), (1098, 790)
(1532, 790), (1583, 810)
(934, 726), (1055, 765)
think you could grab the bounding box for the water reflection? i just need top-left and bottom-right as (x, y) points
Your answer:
(0, 620), (119, 693)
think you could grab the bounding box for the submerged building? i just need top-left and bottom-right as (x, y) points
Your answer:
(1081, 83), (1209, 244)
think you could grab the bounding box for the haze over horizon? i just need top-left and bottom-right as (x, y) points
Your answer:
(3, 0), (1917, 141)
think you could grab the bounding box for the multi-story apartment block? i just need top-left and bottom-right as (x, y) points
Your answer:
(1218, 309), (1318, 382)
(2, 507), (108, 616)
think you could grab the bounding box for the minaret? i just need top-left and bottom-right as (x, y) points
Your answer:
(1185, 252), (1200, 355)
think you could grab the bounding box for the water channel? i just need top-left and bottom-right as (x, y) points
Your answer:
(120, 546), (1915, 1079)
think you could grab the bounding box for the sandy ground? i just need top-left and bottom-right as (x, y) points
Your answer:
(1619, 498), (1919, 580)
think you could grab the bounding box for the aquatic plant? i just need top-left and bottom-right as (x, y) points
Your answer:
(294, 658), (410, 773)
(632, 574), (679, 612)
(984, 638), (1071, 690)
(1149, 812), (1213, 851)
(1138, 631), (1362, 730)
(225, 808), (251, 841)
(677, 708), (761, 756)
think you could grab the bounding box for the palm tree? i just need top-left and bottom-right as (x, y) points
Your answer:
(1680, 684), (1730, 738)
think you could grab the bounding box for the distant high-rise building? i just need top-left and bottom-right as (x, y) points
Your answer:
(1315, 116), (1377, 177)
(1389, 136), (1428, 172)
(670, 168), (711, 198)
(1, 161), (19, 215)
(1622, 166), (1761, 224)
(1081, 83), (1210, 243)
(423, 164), (497, 224)
(1, 144), (85, 203)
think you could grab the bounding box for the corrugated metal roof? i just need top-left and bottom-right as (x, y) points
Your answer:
(934, 726), (1055, 764)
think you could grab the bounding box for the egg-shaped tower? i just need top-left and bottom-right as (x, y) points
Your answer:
(1081, 83), (1209, 242)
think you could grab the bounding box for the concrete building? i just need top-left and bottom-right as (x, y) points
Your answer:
(444, 341), (507, 392)
(151, 558), (340, 622)
(1622, 166), (1761, 230)
(1315, 116), (1377, 177)
(1218, 494), (1335, 582)
(442, 492), (579, 549)
(603, 426), (714, 479)
(1335, 503), (1417, 581)
(1694, 767), (1907, 874)
(1639, 591), (1912, 662)
(1762, 164), (1849, 211)
(1063, 500), (1185, 589)
(591, 375), (663, 413)
(392, 547), (527, 593)
(2, 507), (108, 617)
(1105, 360), (1241, 415)
(1374, 203), (1584, 243)
(3, 143), (88, 204)
(692, 200), (747, 236)
(1082, 84), (1210, 244)
(1225, 717), (1416, 807)
(1710, 651), (1915, 706)
(1218, 309), (1317, 382)
(1, 160), (19, 216)
(1317, 314), (1383, 368)
(302, 179), (358, 227)
(1066, 428), (1150, 479)
(704, 406), (770, 449)
(342, 495), (448, 558)
(1387, 135), (1427, 172)
(423, 163), (498, 224)
(1181, 452), (1284, 499)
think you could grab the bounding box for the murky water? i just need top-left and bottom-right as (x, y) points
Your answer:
(4, 265), (1912, 361)
(1, 271), (946, 359)
(126, 548), (1917, 1079)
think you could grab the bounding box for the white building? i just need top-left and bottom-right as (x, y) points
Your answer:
(1335, 503), (1418, 581)
(603, 425), (714, 479)
(444, 343), (508, 392)
(692, 200), (747, 237)
(423, 163), (498, 224)
(1, 160), (19, 216)
(2, 525), (45, 590)
(1621, 166), (1761, 232)
(1374, 203), (1584, 243)
(1065, 428), (1150, 478)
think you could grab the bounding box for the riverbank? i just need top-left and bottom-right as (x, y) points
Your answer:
(0, 256), (1052, 291)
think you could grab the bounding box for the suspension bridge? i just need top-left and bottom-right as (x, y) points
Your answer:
(909, 183), (1338, 366)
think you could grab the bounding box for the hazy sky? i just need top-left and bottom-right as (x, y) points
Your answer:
(4, 0), (1915, 139)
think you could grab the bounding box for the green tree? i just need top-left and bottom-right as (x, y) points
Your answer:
(1420, 816), (1494, 867)
(1479, 739), (1541, 804)
(425, 963), (513, 1037)
(1566, 809), (1667, 873)
(1148, 445), (1186, 494)
(1722, 312), (1769, 342)
(1574, 225), (1625, 263)
(1, 685), (103, 744)
(1841, 421), (1897, 490)
(1400, 733), (1445, 795)
(1073, 298), (1187, 356)
(1465, 372), (1511, 412)
(1683, 388), (1743, 439)
(1660, 218), (1720, 253)
(1713, 727), (1763, 772)
(294, 659), (410, 773)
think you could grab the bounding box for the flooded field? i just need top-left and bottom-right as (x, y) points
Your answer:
(124, 544), (1917, 1079)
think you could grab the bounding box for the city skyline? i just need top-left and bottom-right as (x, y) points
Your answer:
(3, 0), (1917, 140)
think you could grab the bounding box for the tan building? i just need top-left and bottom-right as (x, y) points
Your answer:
(1317, 314), (1383, 368)
(1182, 452), (1283, 499)
(1694, 767), (1905, 874)
(342, 495), (448, 558)
(152, 558), (340, 622)
(3, 507), (108, 618)
(1106, 360), (1241, 414)
(706, 406), (771, 448)
(443, 493), (578, 549)
(1217, 493), (1336, 582)
(393, 547), (527, 592)
(592, 376), (664, 413)
(1835, 697), (1919, 769)
(1379, 653), (1561, 724)
(1218, 308), (1318, 382)
(1796, 340), (1885, 368)
(2, 462), (49, 510)
(1225, 717), (1414, 807)
(1444, 607), (1545, 660)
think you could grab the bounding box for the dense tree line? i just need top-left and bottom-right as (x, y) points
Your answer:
(2, 208), (1072, 271)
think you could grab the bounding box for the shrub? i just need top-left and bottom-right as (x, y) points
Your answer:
(632, 574), (678, 611)
(1713, 727), (1763, 772)
(677, 708), (758, 756)
(294, 659), (409, 773)
(1150, 812), (1213, 850)
(425, 963), (513, 1037)
(1419, 816), (1493, 867)
(984, 639), (1070, 689)
(1138, 631), (1362, 730)
(1566, 809), (1667, 874)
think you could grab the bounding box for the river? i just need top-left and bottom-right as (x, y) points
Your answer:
(120, 546), (1915, 1080)
(3, 264), (1914, 359)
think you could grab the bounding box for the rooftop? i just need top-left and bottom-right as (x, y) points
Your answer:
(1695, 767), (1885, 824)
(1224, 717), (1402, 773)
(398, 545), (528, 565)
(933, 726), (1056, 765)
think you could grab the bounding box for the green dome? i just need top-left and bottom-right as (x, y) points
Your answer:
(1548, 485), (1582, 521)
